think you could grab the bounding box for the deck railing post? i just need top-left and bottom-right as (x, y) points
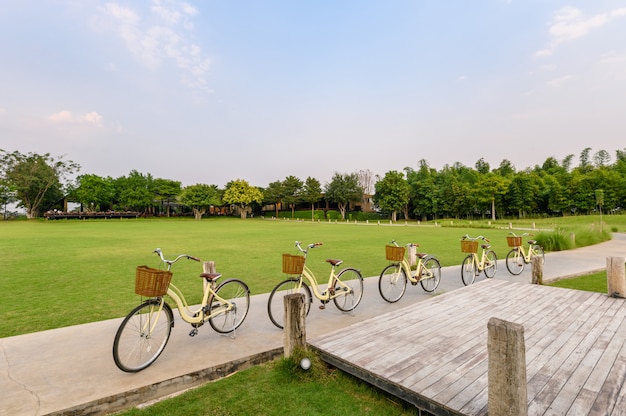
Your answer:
(488, 317), (528, 416)
(607, 256), (626, 298)
(283, 293), (306, 357)
(203, 261), (216, 292)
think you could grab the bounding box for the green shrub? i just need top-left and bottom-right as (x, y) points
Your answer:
(536, 229), (572, 251)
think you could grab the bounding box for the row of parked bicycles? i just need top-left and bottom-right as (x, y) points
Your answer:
(111, 232), (544, 372)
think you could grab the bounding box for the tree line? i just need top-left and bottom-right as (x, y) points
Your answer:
(1, 147), (625, 220)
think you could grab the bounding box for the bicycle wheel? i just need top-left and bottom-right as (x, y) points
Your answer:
(484, 250), (498, 278)
(532, 245), (545, 265)
(420, 256), (441, 292)
(461, 255), (477, 286)
(208, 279), (250, 334)
(113, 299), (174, 373)
(378, 263), (407, 303)
(333, 267), (364, 312)
(267, 278), (312, 329)
(506, 248), (525, 275)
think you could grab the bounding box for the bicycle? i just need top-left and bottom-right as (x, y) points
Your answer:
(505, 232), (545, 275)
(460, 234), (498, 285)
(112, 248), (250, 373)
(267, 241), (364, 329)
(378, 240), (441, 303)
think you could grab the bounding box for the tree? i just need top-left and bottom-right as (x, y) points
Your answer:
(475, 158), (490, 175)
(324, 172), (363, 220)
(153, 178), (182, 217)
(476, 174), (510, 221)
(282, 176), (303, 218)
(373, 171), (410, 221)
(114, 170), (154, 212)
(263, 181), (284, 218)
(73, 174), (115, 212)
(0, 180), (16, 219)
(179, 184), (222, 220)
(301, 177), (322, 221)
(223, 179), (263, 219)
(594, 149), (611, 168)
(0, 150), (80, 218)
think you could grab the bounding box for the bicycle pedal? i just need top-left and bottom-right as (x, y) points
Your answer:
(189, 328), (198, 337)
(319, 305), (325, 310)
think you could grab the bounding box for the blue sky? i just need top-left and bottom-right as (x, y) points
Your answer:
(1, 1), (625, 188)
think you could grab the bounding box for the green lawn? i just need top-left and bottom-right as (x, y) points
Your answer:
(1, 215), (622, 337)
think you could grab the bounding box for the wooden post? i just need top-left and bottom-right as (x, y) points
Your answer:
(607, 257), (626, 298)
(203, 261), (216, 292)
(283, 293), (306, 357)
(531, 257), (543, 285)
(488, 317), (528, 416)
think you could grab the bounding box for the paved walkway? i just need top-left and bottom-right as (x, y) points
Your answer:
(1, 234), (625, 415)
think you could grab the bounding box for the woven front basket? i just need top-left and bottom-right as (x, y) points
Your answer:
(385, 245), (405, 262)
(507, 236), (522, 247)
(461, 240), (478, 253)
(135, 265), (173, 297)
(282, 254), (305, 275)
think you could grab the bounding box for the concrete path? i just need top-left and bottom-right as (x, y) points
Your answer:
(1, 234), (624, 415)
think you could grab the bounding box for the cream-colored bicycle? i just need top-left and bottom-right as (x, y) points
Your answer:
(505, 232), (545, 275)
(378, 240), (441, 303)
(267, 241), (364, 329)
(112, 248), (250, 372)
(460, 234), (498, 285)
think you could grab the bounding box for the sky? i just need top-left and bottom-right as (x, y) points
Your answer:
(1, 0), (626, 189)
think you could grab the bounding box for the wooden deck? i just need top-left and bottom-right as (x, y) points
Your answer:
(309, 280), (626, 416)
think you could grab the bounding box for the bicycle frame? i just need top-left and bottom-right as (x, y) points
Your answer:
(298, 264), (349, 301)
(468, 248), (490, 271)
(393, 251), (434, 283)
(163, 281), (233, 325)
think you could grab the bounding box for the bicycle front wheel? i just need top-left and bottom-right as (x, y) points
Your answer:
(112, 299), (174, 373)
(484, 250), (498, 278)
(532, 245), (545, 265)
(420, 256), (441, 292)
(506, 249), (525, 275)
(333, 267), (364, 312)
(461, 255), (476, 286)
(267, 278), (312, 329)
(209, 279), (251, 334)
(378, 264), (407, 303)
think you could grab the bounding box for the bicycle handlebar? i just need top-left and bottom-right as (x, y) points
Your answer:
(153, 248), (202, 265)
(461, 234), (490, 243)
(294, 241), (323, 253)
(508, 231), (531, 237)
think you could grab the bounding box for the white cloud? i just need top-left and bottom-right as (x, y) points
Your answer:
(101, 0), (211, 93)
(48, 111), (104, 127)
(535, 7), (626, 58)
(547, 75), (574, 88)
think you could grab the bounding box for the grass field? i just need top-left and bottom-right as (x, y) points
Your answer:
(1, 214), (622, 338)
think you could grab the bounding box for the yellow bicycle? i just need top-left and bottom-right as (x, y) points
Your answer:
(505, 232), (545, 275)
(378, 240), (441, 302)
(267, 241), (364, 329)
(112, 248), (250, 372)
(460, 234), (497, 285)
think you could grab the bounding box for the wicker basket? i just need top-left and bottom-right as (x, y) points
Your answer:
(507, 236), (522, 247)
(385, 245), (405, 262)
(461, 240), (478, 253)
(135, 265), (173, 297)
(282, 254), (305, 275)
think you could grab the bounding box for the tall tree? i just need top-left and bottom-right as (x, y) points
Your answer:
(0, 150), (80, 218)
(324, 172), (363, 220)
(223, 179), (263, 219)
(282, 175), (303, 218)
(115, 170), (154, 212)
(153, 178), (182, 217)
(179, 183), (222, 220)
(301, 177), (322, 221)
(263, 181), (284, 218)
(73, 174), (115, 212)
(373, 170), (410, 221)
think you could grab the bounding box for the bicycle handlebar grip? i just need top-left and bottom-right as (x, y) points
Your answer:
(188, 255), (201, 262)
(315, 242), (323, 246)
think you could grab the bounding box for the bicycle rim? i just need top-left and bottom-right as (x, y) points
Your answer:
(209, 279), (250, 334)
(333, 268), (363, 312)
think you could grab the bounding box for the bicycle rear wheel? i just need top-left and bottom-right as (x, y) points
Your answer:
(333, 267), (364, 312)
(532, 245), (545, 264)
(378, 264), (407, 303)
(420, 256), (441, 292)
(484, 250), (498, 278)
(506, 249), (525, 275)
(267, 278), (312, 329)
(112, 299), (174, 373)
(208, 279), (250, 334)
(461, 255), (476, 286)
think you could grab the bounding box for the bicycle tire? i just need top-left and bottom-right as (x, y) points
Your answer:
(461, 255), (476, 286)
(112, 298), (174, 373)
(506, 248), (525, 275)
(484, 250), (498, 278)
(333, 267), (364, 312)
(267, 278), (312, 329)
(420, 256), (441, 292)
(208, 279), (250, 334)
(378, 263), (407, 303)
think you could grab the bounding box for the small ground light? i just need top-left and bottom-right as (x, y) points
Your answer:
(300, 357), (311, 370)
